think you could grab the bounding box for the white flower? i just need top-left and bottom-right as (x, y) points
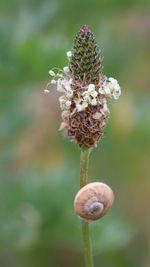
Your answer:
(59, 96), (66, 103)
(66, 51), (72, 58)
(64, 78), (73, 91)
(108, 77), (119, 90)
(63, 66), (69, 73)
(57, 79), (64, 92)
(91, 98), (97, 106)
(44, 89), (49, 94)
(90, 90), (98, 98)
(59, 96), (66, 109)
(65, 100), (71, 108)
(113, 83), (120, 92)
(109, 77), (118, 84)
(99, 87), (104, 94)
(65, 83), (71, 91)
(76, 104), (84, 112)
(103, 103), (108, 112)
(62, 78), (72, 90)
(112, 87), (121, 100)
(49, 70), (55, 76)
(51, 79), (56, 84)
(108, 79), (121, 99)
(107, 77), (121, 100)
(101, 102), (109, 114)
(82, 101), (88, 110)
(82, 91), (88, 96)
(101, 104), (107, 114)
(104, 86), (111, 96)
(66, 89), (73, 98)
(56, 73), (63, 78)
(83, 94), (91, 103)
(102, 98), (107, 104)
(88, 84), (95, 93)
(57, 78), (72, 92)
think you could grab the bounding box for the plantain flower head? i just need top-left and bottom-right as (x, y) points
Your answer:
(45, 25), (121, 147)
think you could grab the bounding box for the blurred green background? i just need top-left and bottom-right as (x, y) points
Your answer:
(0, 0), (150, 266)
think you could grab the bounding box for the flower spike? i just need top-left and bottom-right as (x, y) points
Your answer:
(46, 25), (121, 147)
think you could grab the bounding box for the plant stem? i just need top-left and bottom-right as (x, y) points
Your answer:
(80, 146), (94, 267)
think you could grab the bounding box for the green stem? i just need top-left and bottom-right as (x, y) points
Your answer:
(80, 146), (94, 267)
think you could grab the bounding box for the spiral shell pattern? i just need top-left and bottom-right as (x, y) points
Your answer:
(74, 182), (114, 221)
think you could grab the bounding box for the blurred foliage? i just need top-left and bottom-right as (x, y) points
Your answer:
(0, 0), (150, 266)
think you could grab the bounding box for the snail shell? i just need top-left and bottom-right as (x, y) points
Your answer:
(74, 182), (114, 221)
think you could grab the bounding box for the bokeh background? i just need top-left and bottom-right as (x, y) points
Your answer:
(0, 0), (150, 266)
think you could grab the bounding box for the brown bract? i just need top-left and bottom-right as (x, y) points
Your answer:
(67, 101), (107, 147)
